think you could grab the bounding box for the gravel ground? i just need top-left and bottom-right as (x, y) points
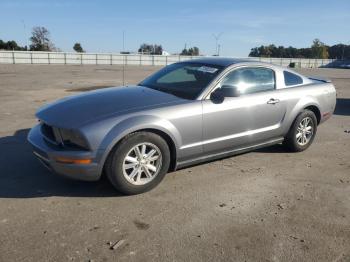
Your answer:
(0, 64), (349, 262)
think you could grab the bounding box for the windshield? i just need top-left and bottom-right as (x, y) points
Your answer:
(139, 62), (224, 100)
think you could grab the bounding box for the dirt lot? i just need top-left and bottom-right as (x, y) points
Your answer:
(0, 64), (349, 262)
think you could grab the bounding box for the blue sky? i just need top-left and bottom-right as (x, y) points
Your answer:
(1, 0), (349, 56)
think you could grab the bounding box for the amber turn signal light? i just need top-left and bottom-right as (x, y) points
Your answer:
(55, 157), (92, 164)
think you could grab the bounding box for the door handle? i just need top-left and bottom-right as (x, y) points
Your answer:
(267, 98), (280, 105)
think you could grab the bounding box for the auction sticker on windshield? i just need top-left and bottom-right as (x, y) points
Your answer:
(197, 66), (219, 73)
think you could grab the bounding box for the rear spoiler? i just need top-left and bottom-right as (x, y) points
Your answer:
(308, 77), (332, 83)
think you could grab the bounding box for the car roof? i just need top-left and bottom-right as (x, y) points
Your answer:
(184, 57), (252, 67)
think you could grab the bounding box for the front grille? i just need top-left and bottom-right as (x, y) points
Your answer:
(39, 122), (86, 150)
(41, 123), (55, 140)
(41, 123), (60, 145)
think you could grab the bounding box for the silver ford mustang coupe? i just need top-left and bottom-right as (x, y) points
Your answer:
(28, 58), (336, 194)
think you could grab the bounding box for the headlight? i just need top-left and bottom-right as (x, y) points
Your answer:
(59, 128), (89, 150)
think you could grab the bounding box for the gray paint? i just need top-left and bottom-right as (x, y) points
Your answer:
(28, 59), (336, 181)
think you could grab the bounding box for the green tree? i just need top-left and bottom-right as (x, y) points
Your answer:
(298, 48), (312, 58)
(138, 43), (163, 55)
(73, 43), (84, 52)
(311, 39), (329, 59)
(138, 43), (151, 54)
(30, 26), (54, 51)
(190, 47), (200, 56)
(249, 41), (348, 59)
(0, 39), (27, 50)
(180, 48), (188, 55)
(181, 46), (200, 56)
(153, 44), (163, 55)
(328, 44), (350, 59)
(249, 47), (259, 57)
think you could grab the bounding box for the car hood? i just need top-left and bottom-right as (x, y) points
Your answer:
(36, 85), (185, 128)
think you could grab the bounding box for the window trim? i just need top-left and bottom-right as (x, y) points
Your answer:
(203, 65), (277, 99)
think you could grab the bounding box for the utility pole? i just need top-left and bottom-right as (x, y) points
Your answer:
(122, 30), (125, 86)
(122, 30), (125, 52)
(212, 32), (223, 56)
(21, 19), (29, 49)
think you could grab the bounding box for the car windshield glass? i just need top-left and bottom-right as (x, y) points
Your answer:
(139, 62), (224, 99)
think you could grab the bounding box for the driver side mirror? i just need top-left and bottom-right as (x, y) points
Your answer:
(210, 85), (240, 103)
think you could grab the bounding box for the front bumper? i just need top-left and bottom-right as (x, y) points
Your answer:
(27, 124), (101, 181)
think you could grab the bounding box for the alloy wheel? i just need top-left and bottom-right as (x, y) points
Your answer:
(296, 116), (314, 146)
(122, 142), (162, 185)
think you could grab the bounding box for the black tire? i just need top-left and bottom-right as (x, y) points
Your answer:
(283, 110), (317, 152)
(105, 132), (170, 195)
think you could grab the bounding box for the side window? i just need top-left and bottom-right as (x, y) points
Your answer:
(283, 71), (303, 86)
(220, 67), (275, 95)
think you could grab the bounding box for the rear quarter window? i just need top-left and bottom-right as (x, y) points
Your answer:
(284, 71), (303, 86)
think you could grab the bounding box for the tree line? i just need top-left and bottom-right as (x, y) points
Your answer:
(0, 39), (27, 51)
(0, 26), (84, 53)
(4, 26), (348, 59)
(1, 26), (201, 56)
(249, 39), (350, 59)
(137, 43), (200, 55)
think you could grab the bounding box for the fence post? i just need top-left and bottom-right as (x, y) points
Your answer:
(81, 53), (83, 65)
(30, 52), (33, 64)
(152, 55), (155, 66)
(110, 54), (112, 65)
(165, 55), (168, 66)
(12, 51), (15, 64)
(48, 53), (50, 64)
(95, 54), (98, 65)
(139, 55), (142, 66)
(64, 53), (66, 64)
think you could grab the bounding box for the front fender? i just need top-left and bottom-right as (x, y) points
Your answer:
(97, 115), (182, 172)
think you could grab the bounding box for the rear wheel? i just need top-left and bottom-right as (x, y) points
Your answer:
(106, 132), (170, 195)
(284, 110), (317, 152)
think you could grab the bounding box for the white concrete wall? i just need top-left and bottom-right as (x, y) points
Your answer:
(0, 50), (334, 68)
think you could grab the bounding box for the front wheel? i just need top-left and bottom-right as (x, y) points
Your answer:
(106, 132), (170, 195)
(283, 110), (317, 152)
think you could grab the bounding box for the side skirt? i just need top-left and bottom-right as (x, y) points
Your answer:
(175, 137), (284, 170)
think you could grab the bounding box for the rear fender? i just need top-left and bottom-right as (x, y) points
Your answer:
(283, 96), (321, 134)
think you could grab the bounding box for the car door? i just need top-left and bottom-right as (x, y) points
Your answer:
(202, 66), (287, 155)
